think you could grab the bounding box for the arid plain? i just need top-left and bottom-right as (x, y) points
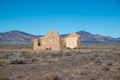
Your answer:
(0, 44), (120, 80)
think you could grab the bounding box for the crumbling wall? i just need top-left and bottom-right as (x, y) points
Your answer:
(65, 37), (79, 48)
(33, 30), (63, 50)
(33, 31), (81, 51)
(65, 32), (81, 48)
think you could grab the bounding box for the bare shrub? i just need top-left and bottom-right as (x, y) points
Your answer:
(8, 54), (26, 64)
(44, 74), (62, 80)
(95, 60), (102, 65)
(102, 66), (110, 71)
(0, 74), (9, 80)
(108, 73), (120, 80)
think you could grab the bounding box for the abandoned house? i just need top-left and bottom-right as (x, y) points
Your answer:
(64, 32), (81, 49)
(33, 30), (81, 50)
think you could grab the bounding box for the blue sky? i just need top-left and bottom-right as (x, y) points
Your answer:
(0, 0), (120, 37)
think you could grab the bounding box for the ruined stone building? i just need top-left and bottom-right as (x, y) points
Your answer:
(33, 30), (81, 50)
(33, 30), (63, 50)
(64, 32), (81, 49)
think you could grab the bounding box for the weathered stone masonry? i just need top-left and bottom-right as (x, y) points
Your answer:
(33, 30), (81, 50)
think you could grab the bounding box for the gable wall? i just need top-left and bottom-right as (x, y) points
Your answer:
(65, 37), (80, 48)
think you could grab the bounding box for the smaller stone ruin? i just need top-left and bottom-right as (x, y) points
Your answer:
(64, 32), (81, 49)
(33, 30), (81, 50)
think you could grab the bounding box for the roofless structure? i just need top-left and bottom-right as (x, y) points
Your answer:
(33, 30), (81, 50)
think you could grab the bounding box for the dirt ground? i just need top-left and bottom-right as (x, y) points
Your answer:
(0, 44), (120, 80)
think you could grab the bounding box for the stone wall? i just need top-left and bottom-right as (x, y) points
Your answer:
(65, 32), (81, 48)
(33, 31), (81, 51)
(65, 37), (79, 48)
(33, 30), (63, 50)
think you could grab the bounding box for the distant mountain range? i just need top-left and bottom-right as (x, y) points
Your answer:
(0, 30), (120, 44)
(0, 30), (40, 44)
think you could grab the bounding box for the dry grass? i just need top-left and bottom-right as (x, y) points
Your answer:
(0, 44), (120, 80)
